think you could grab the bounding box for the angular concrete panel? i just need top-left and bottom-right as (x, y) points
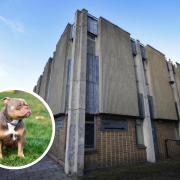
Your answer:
(145, 45), (177, 120)
(47, 24), (72, 114)
(39, 58), (52, 100)
(98, 18), (139, 116)
(175, 63), (180, 98)
(33, 85), (37, 93)
(36, 75), (42, 95)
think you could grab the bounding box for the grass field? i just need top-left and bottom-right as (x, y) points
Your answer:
(0, 90), (52, 167)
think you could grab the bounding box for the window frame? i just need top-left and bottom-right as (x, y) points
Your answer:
(55, 115), (64, 129)
(135, 119), (145, 147)
(87, 16), (98, 36)
(85, 115), (96, 151)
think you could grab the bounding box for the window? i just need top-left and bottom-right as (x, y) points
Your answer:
(85, 115), (95, 150)
(148, 95), (155, 119)
(86, 54), (99, 114)
(131, 39), (137, 56)
(140, 45), (146, 60)
(86, 34), (99, 114)
(87, 34), (96, 55)
(87, 16), (98, 35)
(101, 116), (128, 131)
(138, 93), (145, 119)
(175, 125), (180, 140)
(69, 24), (74, 40)
(175, 102), (180, 120)
(136, 120), (144, 146)
(55, 116), (64, 129)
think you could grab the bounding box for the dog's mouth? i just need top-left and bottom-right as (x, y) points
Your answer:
(25, 111), (31, 117)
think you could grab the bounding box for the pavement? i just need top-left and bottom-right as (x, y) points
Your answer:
(0, 156), (73, 180)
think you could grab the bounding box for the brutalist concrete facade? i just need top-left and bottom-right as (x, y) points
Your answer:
(34, 9), (180, 176)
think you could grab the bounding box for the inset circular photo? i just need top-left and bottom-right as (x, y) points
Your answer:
(0, 89), (55, 169)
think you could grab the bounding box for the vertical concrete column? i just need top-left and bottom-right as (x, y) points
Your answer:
(65, 9), (87, 176)
(44, 57), (53, 101)
(167, 61), (180, 134)
(134, 41), (156, 162)
(46, 57), (54, 105)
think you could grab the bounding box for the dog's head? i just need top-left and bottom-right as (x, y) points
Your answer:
(2, 97), (31, 120)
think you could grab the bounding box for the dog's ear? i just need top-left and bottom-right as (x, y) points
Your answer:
(2, 97), (11, 105)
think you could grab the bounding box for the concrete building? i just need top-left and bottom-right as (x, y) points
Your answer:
(34, 9), (180, 176)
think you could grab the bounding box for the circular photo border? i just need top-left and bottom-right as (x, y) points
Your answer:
(0, 89), (55, 170)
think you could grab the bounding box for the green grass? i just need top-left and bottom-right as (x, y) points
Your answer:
(0, 90), (52, 167)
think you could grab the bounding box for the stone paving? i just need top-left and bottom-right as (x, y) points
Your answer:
(0, 156), (74, 180)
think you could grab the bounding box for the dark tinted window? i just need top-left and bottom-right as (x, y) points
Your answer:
(87, 16), (98, 35)
(136, 120), (144, 145)
(55, 116), (64, 129)
(85, 116), (95, 149)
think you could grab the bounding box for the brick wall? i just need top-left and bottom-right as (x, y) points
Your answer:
(156, 120), (180, 159)
(84, 116), (147, 170)
(48, 116), (67, 166)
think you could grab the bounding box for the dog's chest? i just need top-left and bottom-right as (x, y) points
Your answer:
(6, 120), (19, 141)
(7, 123), (17, 134)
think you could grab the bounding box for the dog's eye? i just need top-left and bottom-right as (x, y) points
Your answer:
(16, 105), (22, 110)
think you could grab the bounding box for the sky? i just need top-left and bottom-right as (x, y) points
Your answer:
(0, 0), (180, 91)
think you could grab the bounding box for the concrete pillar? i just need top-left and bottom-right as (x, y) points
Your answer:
(167, 61), (180, 134)
(134, 41), (156, 162)
(44, 57), (53, 101)
(65, 9), (87, 176)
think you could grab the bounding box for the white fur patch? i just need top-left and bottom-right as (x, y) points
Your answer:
(10, 106), (15, 110)
(5, 121), (19, 141)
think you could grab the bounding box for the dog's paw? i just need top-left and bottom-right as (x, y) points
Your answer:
(18, 153), (25, 159)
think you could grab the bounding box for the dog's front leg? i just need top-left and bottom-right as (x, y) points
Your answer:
(0, 140), (3, 159)
(17, 128), (25, 158)
(17, 138), (24, 158)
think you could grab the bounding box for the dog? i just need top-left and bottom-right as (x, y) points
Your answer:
(0, 97), (31, 159)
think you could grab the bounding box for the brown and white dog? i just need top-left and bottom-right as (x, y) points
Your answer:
(0, 97), (31, 159)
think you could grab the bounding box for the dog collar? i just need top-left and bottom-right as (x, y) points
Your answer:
(9, 120), (21, 127)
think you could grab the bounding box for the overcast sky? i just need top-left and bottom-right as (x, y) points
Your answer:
(0, 0), (180, 91)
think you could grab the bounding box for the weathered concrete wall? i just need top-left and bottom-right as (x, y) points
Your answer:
(175, 63), (180, 98)
(39, 63), (48, 99)
(39, 58), (52, 100)
(47, 24), (72, 114)
(98, 18), (139, 116)
(36, 75), (42, 94)
(84, 116), (146, 170)
(33, 85), (37, 93)
(45, 58), (53, 101)
(145, 45), (177, 120)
